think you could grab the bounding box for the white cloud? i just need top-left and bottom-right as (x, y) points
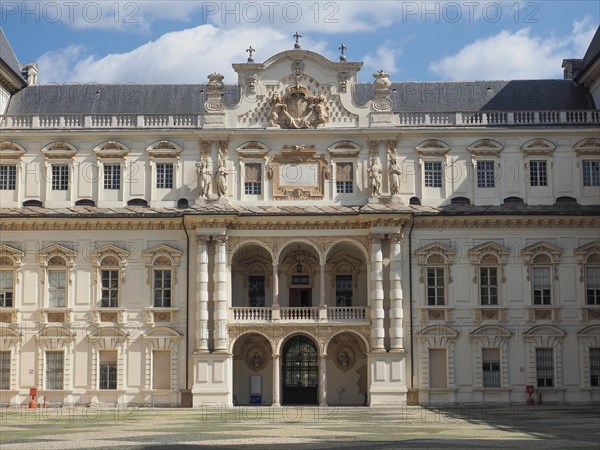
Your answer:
(362, 41), (402, 79)
(37, 25), (328, 83)
(428, 19), (598, 80)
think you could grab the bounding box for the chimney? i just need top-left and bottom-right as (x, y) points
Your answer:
(20, 63), (38, 85)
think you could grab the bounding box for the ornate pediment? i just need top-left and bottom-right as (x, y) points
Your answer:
(0, 141), (26, 159)
(574, 138), (600, 156)
(236, 141), (270, 159)
(146, 140), (182, 159)
(93, 141), (130, 159)
(268, 83), (329, 129)
(41, 141), (78, 159)
(416, 140), (451, 157)
(521, 138), (556, 156)
(328, 141), (361, 157)
(467, 139), (504, 157)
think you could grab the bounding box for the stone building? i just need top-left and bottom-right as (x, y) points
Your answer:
(0, 27), (598, 407)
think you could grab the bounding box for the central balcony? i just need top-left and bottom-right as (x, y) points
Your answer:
(230, 306), (368, 323)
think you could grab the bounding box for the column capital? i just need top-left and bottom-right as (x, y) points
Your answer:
(212, 234), (228, 245)
(389, 231), (404, 244)
(370, 233), (386, 243)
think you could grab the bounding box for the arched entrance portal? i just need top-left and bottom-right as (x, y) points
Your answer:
(282, 335), (318, 405)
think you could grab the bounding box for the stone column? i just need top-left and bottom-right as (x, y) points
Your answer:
(389, 231), (404, 351)
(272, 354), (280, 406)
(319, 354), (328, 406)
(213, 234), (228, 352)
(272, 263), (279, 306)
(370, 234), (385, 351)
(319, 263), (326, 306)
(196, 237), (209, 352)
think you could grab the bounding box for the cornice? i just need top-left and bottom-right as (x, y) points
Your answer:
(414, 215), (600, 229)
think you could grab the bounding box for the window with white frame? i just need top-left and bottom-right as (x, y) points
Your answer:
(529, 160), (547, 187)
(47, 256), (67, 307)
(0, 257), (14, 307)
(477, 161), (495, 188)
(0, 351), (10, 390)
(51, 164), (69, 191)
(426, 256), (446, 306)
(335, 274), (353, 306)
(244, 163), (262, 195)
(482, 348), (501, 388)
(532, 254), (552, 305)
(154, 269), (172, 308)
(335, 162), (353, 194)
(480, 264), (499, 305)
(100, 256), (120, 308)
(0, 165), (16, 190)
(585, 254), (600, 305)
(582, 160), (600, 187)
(590, 348), (600, 387)
(103, 164), (121, 190)
(46, 350), (64, 390)
(424, 161), (443, 187)
(535, 348), (554, 387)
(156, 163), (174, 189)
(99, 350), (117, 390)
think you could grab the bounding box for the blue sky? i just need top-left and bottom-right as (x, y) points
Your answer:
(1, 1), (598, 83)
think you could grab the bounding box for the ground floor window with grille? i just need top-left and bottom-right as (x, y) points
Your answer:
(152, 350), (171, 389)
(535, 348), (554, 387)
(99, 351), (117, 390)
(46, 351), (64, 390)
(590, 348), (600, 387)
(0, 351), (10, 390)
(429, 348), (447, 388)
(482, 348), (501, 388)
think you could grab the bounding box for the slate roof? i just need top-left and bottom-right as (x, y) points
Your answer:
(0, 28), (26, 85)
(575, 25), (600, 82)
(354, 80), (596, 112)
(1, 203), (599, 219)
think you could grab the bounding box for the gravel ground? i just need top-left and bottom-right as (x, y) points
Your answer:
(1, 404), (599, 449)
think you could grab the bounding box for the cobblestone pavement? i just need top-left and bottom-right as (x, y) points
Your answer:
(1, 404), (599, 449)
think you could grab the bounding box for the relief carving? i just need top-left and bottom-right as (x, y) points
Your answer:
(268, 84), (329, 129)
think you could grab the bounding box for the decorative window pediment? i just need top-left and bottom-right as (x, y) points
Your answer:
(0, 326), (21, 346)
(521, 241), (562, 282)
(328, 141), (361, 158)
(415, 242), (457, 285)
(520, 138), (556, 157)
(141, 245), (182, 265)
(90, 244), (129, 283)
(236, 141), (270, 159)
(36, 244), (76, 266)
(41, 142), (78, 160)
(35, 325), (76, 343)
(577, 324), (600, 337)
(93, 141), (130, 159)
(523, 324), (566, 339)
(416, 140), (451, 157)
(469, 242), (510, 284)
(0, 243), (24, 266)
(142, 326), (182, 343)
(574, 138), (600, 157)
(416, 324), (460, 340)
(0, 141), (26, 160)
(575, 241), (600, 283)
(85, 326), (128, 347)
(467, 139), (504, 157)
(470, 324), (512, 339)
(146, 140), (182, 159)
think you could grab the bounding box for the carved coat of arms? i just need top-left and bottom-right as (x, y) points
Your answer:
(268, 84), (329, 129)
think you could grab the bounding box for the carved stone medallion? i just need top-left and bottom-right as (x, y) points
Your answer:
(268, 84), (329, 129)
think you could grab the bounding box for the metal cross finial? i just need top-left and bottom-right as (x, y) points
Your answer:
(339, 43), (347, 61)
(293, 31), (302, 49)
(246, 45), (255, 63)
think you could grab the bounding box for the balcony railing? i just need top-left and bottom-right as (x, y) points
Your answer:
(230, 306), (368, 322)
(1, 110), (598, 130)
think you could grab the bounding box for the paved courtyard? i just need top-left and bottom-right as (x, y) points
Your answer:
(1, 404), (599, 449)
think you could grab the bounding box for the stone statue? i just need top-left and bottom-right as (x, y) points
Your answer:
(215, 159), (228, 198)
(312, 94), (329, 127)
(268, 93), (283, 127)
(388, 156), (401, 196)
(368, 156), (382, 197)
(196, 160), (211, 199)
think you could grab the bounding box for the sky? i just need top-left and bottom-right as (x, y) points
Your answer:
(1, 1), (598, 84)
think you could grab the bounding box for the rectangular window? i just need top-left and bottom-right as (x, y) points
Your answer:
(156, 163), (174, 189)
(535, 348), (554, 387)
(429, 348), (447, 388)
(424, 161), (443, 188)
(248, 275), (265, 307)
(46, 351), (64, 390)
(0, 165), (16, 190)
(99, 351), (117, 390)
(482, 348), (501, 388)
(335, 275), (353, 307)
(103, 164), (121, 190)
(532, 267), (551, 305)
(590, 348), (600, 387)
(529, 160), (547, 187)
(152, 350), (171, 389)
(101, 269), (119, 308)
(336, 162), (353, 194)
(244, 163), (262, 195)
(586, 266), (600, 305)
(427, 268), (445, 305)
(0, 270), (14, 307)
(51, 164), (69, 191)
(480, 267), (498, 305)
(0, 351), (10, 390)
(48, 270), (66, 307)
(477, 161), (495, 188)
(153, 270), (172, 307)
(582, 160), (600, 187)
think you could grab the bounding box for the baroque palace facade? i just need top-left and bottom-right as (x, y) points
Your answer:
(0, 27), (599, 407)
